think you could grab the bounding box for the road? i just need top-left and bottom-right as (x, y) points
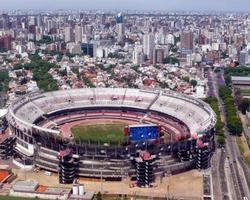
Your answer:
(210, 69), (250, 200)
(208, 69), (229, 200)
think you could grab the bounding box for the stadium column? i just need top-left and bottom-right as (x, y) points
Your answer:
(58, 149), (79, 184)
(135, 151), (155, 187)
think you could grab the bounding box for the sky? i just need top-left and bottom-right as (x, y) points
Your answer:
(0, 0), (249, 12)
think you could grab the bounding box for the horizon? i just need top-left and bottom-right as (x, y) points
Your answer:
(0, 0), (250, 12)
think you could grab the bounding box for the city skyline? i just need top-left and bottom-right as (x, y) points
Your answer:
(0, 0), (250, 12)
(1, 1), (250, 199)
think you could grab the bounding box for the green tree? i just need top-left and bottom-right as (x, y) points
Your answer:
(182, 76), (190, 83)
(204, 96), (226, 146)
(96, 192), (102, 200)
(163, 56), (179, 65)
(217, 135), (225, 146)
(0, 70), (9, 92)
(219, 86), (243, 135)
(239, 98), (250, 115)
(224, 75), (231, 86)
(190, 79), (197, 88)
(14, 53), (59, 92)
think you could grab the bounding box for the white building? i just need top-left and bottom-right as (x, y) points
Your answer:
(240, 50), (248, 65)
(75, 25), (83, 43)
(16, 45), (25, 54)
(186, 54), (192, 66)
(133, 45), (144, 65)
(64, 26), (73, 43)
(68, 43), (82, 54)
(27, 42), (36, 51)
(143, 33), (154, 61)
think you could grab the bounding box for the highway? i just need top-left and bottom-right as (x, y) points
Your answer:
(210, 69), (250, 200)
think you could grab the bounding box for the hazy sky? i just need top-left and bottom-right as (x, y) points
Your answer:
(0, 0), (250, 11)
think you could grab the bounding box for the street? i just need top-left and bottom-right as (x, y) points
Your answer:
(210, 69), (250, 200)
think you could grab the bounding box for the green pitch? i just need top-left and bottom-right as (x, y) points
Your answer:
(71, 122), (127, 145)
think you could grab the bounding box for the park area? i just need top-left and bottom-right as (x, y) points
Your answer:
(71, 122), (127, 145)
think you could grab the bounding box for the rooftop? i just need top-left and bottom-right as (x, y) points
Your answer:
(231, 76), (250, 82)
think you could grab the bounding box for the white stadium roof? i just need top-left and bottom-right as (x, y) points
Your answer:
(8, 88), (216, 136)
(0, 108), (7, 118)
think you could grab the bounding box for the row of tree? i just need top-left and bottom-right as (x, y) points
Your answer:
(0, 70), (9, 92)
(219, 86), (243, 135)
(204, 96), (225, 146)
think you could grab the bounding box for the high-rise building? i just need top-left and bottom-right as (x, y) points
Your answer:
(27, 41), (36, 51)
(133, 45), (144, 65)
(186, 54), (192, 66)
(101, 14), (106, 25)
(64, 26), (73, 43)
(68, 44), (82, 54)
(47, 19), (54, 33)
(0, 35), (12, 51)
(0, 14), (9, 30)
(143, 33), (155, 61)
(116, 12), (123, 24)
(116, 13), (125, 44)
(247, 29), (250, 44)
(35, 26), (43, 41)
(239, 50), (248, 65)
(181, 31), (194, 51)
(79, 13), (84, 21)
(28, 16), (36, 26)
(153, 48), (165, 65)
(75, 25), (83, 43)
(36, 15), (42, 27)
(81, 43), (96, 57)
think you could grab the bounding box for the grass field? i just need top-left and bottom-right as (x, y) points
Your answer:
(236, 136), (250, 166)
(71, 122), (126, 145)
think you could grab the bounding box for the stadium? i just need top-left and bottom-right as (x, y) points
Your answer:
(7, 88), (216, 186)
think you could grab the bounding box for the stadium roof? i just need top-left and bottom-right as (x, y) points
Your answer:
(0, 109), (7, 118)
(8, 88), (216, 136)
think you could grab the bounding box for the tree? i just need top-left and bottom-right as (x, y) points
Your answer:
(15, 53), (59, 92)
(182, 76), (190, 83)
(0, 70), (9, 92)
(239, 98), (250, 115)
(218, 86), (243, 136)
(224, 75), (231, 86)
(190, 79), (197, 88)
(20, 77), (28, 85)
(96, 192), (102, 200)
(163, 56), (179, 65)
(217, 135), (225, 146)
(107, 52), (125, 59)
(0, 71), (9, 82)
(159, 82), (169, 89)
(204, 96), (225, 147)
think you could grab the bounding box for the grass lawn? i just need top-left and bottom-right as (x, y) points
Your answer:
(236, 136), (250, 166)
(71, 122), (126, 145)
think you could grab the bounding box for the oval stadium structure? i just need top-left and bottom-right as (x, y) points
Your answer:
(7, 88), (216, 185)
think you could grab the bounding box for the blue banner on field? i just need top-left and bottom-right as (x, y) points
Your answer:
(129, 125), (158, 141)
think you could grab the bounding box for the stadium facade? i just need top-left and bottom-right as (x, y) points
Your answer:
(7, 88), (216, 186)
